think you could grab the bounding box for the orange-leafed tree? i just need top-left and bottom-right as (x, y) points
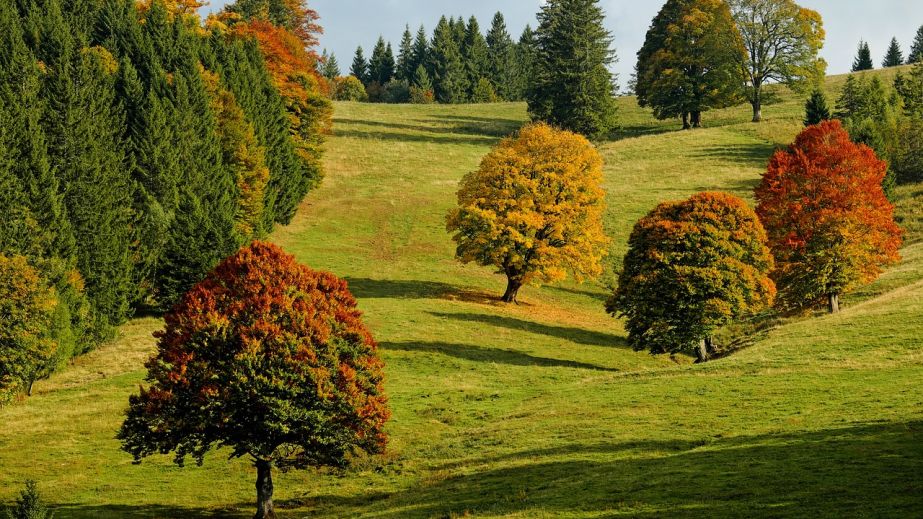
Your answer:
(607, 192), (776, 361)
(446, 123), (610, 303)
(118, 242), (390, 519)
(755, 120), (903, 313)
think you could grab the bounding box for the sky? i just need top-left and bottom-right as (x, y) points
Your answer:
(205, 1), (923, 91)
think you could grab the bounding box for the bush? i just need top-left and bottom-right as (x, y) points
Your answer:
(471, 78), (499, 103)
(382, 79), (410, 103)
(409, 86), (435, 104)
(333, 76), (368, 102)
(5, 480), (53, 519)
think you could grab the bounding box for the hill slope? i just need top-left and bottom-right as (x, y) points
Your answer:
(1, 71), (921, 518)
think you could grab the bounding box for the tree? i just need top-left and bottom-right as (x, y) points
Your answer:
(396, 25), (414, 81)
(429, 16), (466, 103)
(319, 49), (339, 79)
(729, 0), (826, 122)
(471, 77), (498, 103)
(754, 120), (902, 313)
(226, 0), (323, 49)
(486, 12), (516, 101)
(909, 25), (923, 64)
(635, 0), (747, 129)
(462, 16), (488, 100)
(514, 25), (536, 101)
(804, 89), (830, 126)
(350, 45), (368, 83)
(5, 480), (53, 519)
(119, 241), (390, 519)
(528, 0), (618, 138)
(852, 40), (874, 72)
(0, 254), (58, 403)
(411, 25), (429, 78)
(368, 36), (394, 86)
(883, 37), (904, 68)
(446, 123), (610, 303)
(409, 64), (434, 103)
(333, 75), (368, 101)
(606, 193), (775, 362)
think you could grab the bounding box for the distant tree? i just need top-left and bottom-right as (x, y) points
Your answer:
(396, 25), (414, 81)
(729, 0), (826, 122)
(462, 16), (489, 100)
(447, 123), (610, 303)
(486, 12), (516, 100)
(852, 40), (874, 71)
(119, 242), (390, 519)
(883, 37), (904, 68)
(895, 61), (923, 116)
(607, 192), (775, 362)
(0, 255), (58, 402)
(514, 25), (537, 101)
(755, 120), (902, 313)
(225, 0), (322, 48)
(528, 0), (618, 138)
(350, 45), (368, 83)
(368, 36), (395, 86)
(320, 49), (340, 79)
(5, 480), (53, 519)
(430, 16), (467, 103)
(636, 0), (747, 129)
(410, 64), (435, 103)
(471, 77), (498, 103)
(411, 25), (429, 77)
(909, 25), (923, 64)
(333, 75), (368, 101)
(804, 89), (831, 126)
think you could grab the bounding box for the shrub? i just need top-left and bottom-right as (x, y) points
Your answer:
(5, 480), (53, 519)
(382, 79), (410, 103)
(471, 77), (499, 103)
(333, 75), (368, 102)
(409, 86), (435, 104)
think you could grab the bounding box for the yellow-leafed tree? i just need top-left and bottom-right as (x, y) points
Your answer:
(447, 123), (610, 303)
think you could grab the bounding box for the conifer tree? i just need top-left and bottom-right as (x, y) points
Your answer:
(412, 63), (433, 92)
(412, 24), (429, 77)
(909, 25), (923, 64)
(351, 45), (368, 83)
(528, 0), (618, 138)
(430, 16), (467, 103)
(368, 36), (394, 85)
(396, 25), (414, 81)
(514, 25), (536, 101)
(883, 37), (904, 68)
(486, 12), (516, 101)
(804, 89), (830, 126)
(462, 16), (489, 100)
(852, 40), (874, 71)
(320, 49), (340, 79)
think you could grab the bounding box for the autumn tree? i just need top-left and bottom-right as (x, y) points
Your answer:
(729, 0), (826, 122)
(607, 192), (776, 362)
(446, 123), (610, 303)
(754, 120), (902, 313)
(636, 0), (747, 129)
(119, 242), (390, 519)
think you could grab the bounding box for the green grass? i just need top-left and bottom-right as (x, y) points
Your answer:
(2, 70), (922, 518)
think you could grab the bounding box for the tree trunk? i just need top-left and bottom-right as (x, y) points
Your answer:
(691, 111), (702, 128)
(695, 339), (709, 363)
(501, 277), (522, 304)
(254, 459), (276, 519)
(828, 293), (840, 314)
(704, 336), (716, 355)
(751, 103), (762, 122)
(751, 81), (763, 122)
(682, 112), (690, 130)
(27, 378), (34, 396)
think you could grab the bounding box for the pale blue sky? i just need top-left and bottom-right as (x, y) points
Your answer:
(205, 1), (923, 91)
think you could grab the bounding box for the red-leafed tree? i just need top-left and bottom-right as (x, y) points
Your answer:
(118, 242), (390, 519)
(755, 120), (903, 313)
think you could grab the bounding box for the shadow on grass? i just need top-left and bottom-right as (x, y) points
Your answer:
(381, 341), (619, 372)
(690, 142), (777, 167)
(51, 503), (244, 518)
(344, 278), (502, 307)
(332, 127), (494, 146)
(429, 312), (628, 349)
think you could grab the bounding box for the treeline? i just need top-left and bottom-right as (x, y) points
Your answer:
(0, 0), (329, 400)
(852, 25), (923, 72)
(329, 13), (536, 104)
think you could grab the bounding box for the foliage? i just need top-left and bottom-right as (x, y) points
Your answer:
(729, 0), (826, 122)
(882, 37), (904, 68)
(607, 192), (775, 360)
(470, 77), (498, 103)
(429, 16), (467, 104)
(754, 120), (902, 311)
(514, 25), (537, 102)
(461, 16), (489, 100)
(5, 480), (53, 519)
(395, 26), (414, 81)
(368, 36), (395, 86)
(528, 0), (618, 138)
(909, 25), (923, 64)
(804, 89), (831, 126)
(350, 45), (368, 84)
(485, 12), (516, 101)
(447, 123), (609, 302)
(334, 75), (368, 101)
(852, 40), (874, 72)
(635, 0), (747, 129)
(319, 49), (339, 80)
(119, 241), (390, 518)
(225, 0), (322, 49)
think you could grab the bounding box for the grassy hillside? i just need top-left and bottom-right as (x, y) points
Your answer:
(1, 70), (921, 518)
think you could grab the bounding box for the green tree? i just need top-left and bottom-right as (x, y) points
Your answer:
(486, 12), (516, 100)
(396, 25), (414, 81)
(5, 480), (53, 519)
(528, 0), (618, 138)
(462, 16), (488, 100)
(607, 192), (776, 362)
(909, 25), (923, 64)
(411, 24), (429, 77)
(320, 49), (339, 79)
(852, 40), (874, 71)
(883, 37), (904, 68)
(368, 36), (394, 86)
(350, 45), (368, 83)
(430, 16), (466, 104)
(835, 74), (901, 190)
(636, 0), (747, 129)
(514, 25), (536, 101)
(804, 89), (831, 126)
(729, 0), (826, 122)
(119, 242), (390, 519)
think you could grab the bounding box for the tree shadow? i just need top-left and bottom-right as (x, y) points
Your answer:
(381, 341), (619, 372)
(429, 312), (628, 349)
(343, 278), (502, 306)
(332, 127), (495, 146)
(430, 115), (526, 137)
(50, 503), (246, 518)
(690, 143), (777, 167)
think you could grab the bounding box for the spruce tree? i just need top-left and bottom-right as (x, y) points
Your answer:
(351, 45), (368, 83)
(852, 40), (874, 71)
(909, 25), (923, 64)
(883, 37), (904, 68)
(514, 25), (536, 101)
(486, 12), (516, 101)
(396, 25), (414, 81)
(462, 16), (489, 101)
(804, 89), (831, 126)
(412, 24), (429, 77)
(430, 16), (467, 103)
(320, 49), (340, 79)
(528, 0), (618, 138)
(412, 63), (433, 92)
(368, 36), (394, 85)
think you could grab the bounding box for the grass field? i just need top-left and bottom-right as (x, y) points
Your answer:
(1, 69), (921, 518)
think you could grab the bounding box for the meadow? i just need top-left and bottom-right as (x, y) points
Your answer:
(1, 68), (921, 518)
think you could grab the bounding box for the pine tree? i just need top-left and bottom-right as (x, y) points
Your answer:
(462, 16), (488, 101)
(412, 24), (429, 77)
(319, 49), (339, 79)
(430, 16), (466, 104)
(350, 45), (368, 83)
(514, 25), (536, 101)
(412, 63), (433, 91)
(396, 25), (414, 81)
(368, 36), (394, 85)
(804, 89), (830, 126)
(486, 12), (516, 101)
(883, 37), (904, 68)
(528, 0), (618, 138)
(852, 40), (874, 71)
(909, 25), (923, 64)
